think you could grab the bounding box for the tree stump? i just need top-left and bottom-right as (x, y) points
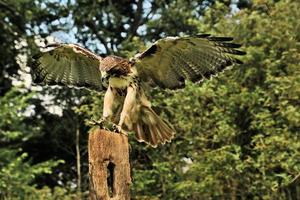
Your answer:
(89, 128), (131, 200)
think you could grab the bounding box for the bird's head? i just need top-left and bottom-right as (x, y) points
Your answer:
(99, 55), (131, 87)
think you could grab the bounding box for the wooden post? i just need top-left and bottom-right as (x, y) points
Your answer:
(89, 128), (131, 200)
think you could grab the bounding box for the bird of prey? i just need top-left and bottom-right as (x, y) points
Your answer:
(30, 34), (246, 148)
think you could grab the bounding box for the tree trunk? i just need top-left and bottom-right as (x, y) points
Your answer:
(89, 128), (131, 200)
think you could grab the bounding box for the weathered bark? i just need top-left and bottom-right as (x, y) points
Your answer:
(89, 128), (131, 200)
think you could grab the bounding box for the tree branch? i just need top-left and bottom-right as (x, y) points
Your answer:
(130, 0), (144, 37)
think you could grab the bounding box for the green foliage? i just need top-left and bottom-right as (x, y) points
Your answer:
(0, 89), (34, 142)
(0, 88), (71, 199)
(0, 150), (64, 199)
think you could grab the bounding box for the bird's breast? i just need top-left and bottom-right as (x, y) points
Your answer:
(109, 76), (130, 89)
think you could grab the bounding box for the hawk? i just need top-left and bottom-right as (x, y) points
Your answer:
(30, 34), (245, 147)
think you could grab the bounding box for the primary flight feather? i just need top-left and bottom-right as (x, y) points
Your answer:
(30, 34), (246, 147)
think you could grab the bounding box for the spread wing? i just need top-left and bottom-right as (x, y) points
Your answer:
(132, 34), (246, 89)
(30, 43), (103, 91)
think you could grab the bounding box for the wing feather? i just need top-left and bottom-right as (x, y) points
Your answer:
(133, 35), (245, 89)
(30, 44), (103, 91)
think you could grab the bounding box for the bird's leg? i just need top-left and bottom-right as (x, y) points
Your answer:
(115, 85), (136, 135)
(103, 86), (114, 120)
(93, 86), (115, 129)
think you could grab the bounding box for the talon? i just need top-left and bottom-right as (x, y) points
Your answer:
(98, 117), (106, 128)
(87, 119), (100, 126)
(112, 124), (128, 136)
(87, 117), (107, 129)
(112, 124), (121, 133)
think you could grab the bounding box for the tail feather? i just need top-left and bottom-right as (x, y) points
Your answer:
(133, 105), (175, 147)
(157, 120), (174, 142)
(144, 125), (154, 146)
(149, 125), (161, 146)
(150, 125), (165, 145)
(135, 124), (144, 142)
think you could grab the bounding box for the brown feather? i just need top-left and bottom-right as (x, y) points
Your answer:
(100, 55), (131, 76)
(133, 105), (175, 147)
(30, 44), (103, 91)
(133, 34), (246, 89)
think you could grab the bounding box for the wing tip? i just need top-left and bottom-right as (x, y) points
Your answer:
(196, 33), (211, 38)
(45, 43), (62, 48)
(237, 50), (247, 55)
(195, 34), (234, 41)
(235, 58), (244, 64)
(231, 49), (247, 56)
(218, 43), (242, 48)
(208, 36), (234, 41)
(32, 74), (45, 84)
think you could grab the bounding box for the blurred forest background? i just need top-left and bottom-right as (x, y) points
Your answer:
(0, 0), (299, 199)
